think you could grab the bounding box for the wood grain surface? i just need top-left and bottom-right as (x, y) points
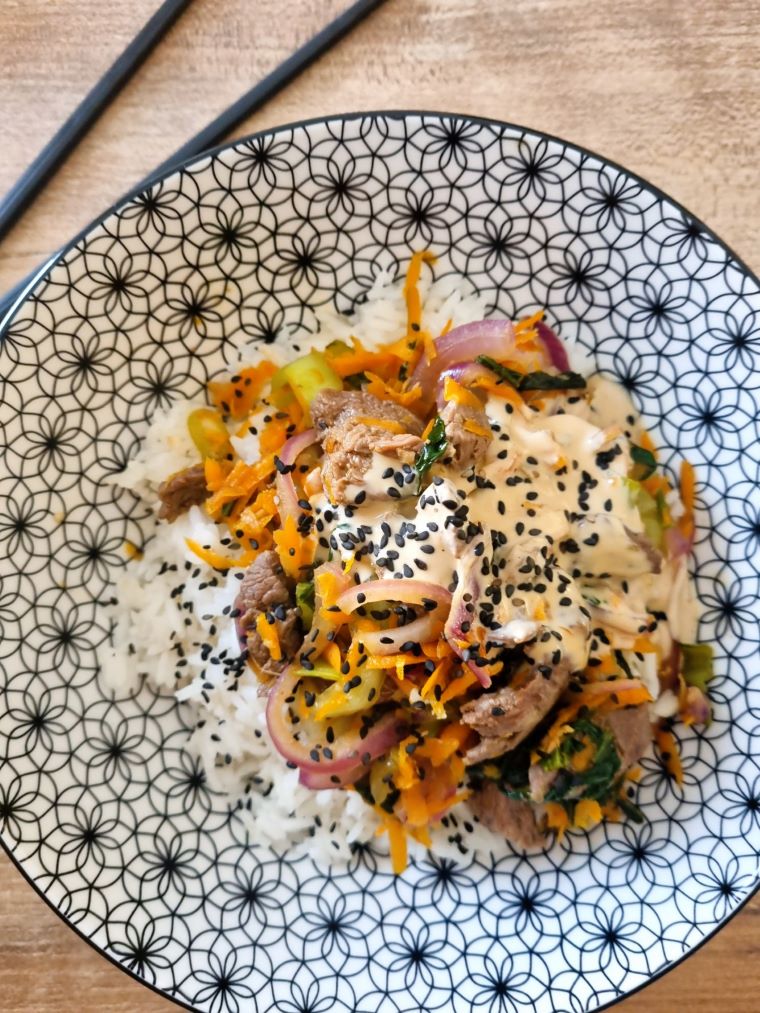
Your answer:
(1, 0), (758, 1010)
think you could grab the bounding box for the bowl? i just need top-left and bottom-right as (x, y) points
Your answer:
(1, 111), (759, 1012)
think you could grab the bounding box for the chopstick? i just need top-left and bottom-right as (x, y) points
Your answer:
(0, 0), (193, 246)
(0, 0), (388, 331)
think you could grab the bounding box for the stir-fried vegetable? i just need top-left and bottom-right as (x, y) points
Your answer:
(187, 408), (232, 460)
(295, 581), (315, 627)
(271, 350), (343, 418)
(476, 354), (586, 391)
(148, 248), (709, 872)
(630, 444), (658, 480)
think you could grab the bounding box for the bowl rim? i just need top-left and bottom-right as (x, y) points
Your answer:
(1, 108), (758, 1013)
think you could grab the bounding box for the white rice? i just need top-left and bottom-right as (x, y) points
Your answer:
(102, 273), (509, 863)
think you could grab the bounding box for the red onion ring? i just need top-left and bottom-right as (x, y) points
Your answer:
(411, 319), (516, 408)
(265, 665), (407, 774)
(275, 428), (317, 521)
(536, 320), (570, 372)
(358, 613), (445, 656)
(664, 525), (694, 560)
(336, 579), (452, 615)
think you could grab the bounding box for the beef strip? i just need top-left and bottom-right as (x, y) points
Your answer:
(469, 781), (546, 850)
(460, 664), (571, 764)
(235, 550), (302, 672)
(157, 463), (207, 521)
(311, 389), (423, 503)
(440, 398), (490, 471)
(601, 704), (652, 768)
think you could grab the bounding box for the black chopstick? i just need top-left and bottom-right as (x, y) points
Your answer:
(0, 0), (193, 246)
(0, 0), (387, 331)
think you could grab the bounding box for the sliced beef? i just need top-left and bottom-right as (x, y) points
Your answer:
(461, 664), (570, 764)
(469, 781), (546, 850)
(311, 389), (424, 503)
(602, 704), (652, 768)
(157, 463), (207, 521)
(440, 398), (490, 471)
(235, 550), (302, 673)
(528, 762), (558, 803)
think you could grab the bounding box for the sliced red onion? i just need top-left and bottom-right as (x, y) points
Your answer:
(336, 579), (452, 615)
(443, 560), (492, 688)
(411, 319), (516, 408)
(664, 525), (694, 560)
(536, 320), (570, 371)
(266, 665), (407, 774)
(359, 613), (444, 656)
(275, 428), (317, 521)
(681, 684), (711, 725)
(298, 765), (364, 789)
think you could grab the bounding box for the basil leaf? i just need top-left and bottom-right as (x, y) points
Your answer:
(414, 415), (448, 488)
(681, 642), (714, 693)
(476, 355), (586, 391)
(630, 444), (657, 480)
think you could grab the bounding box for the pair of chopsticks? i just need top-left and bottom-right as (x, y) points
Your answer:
(0, 0), (387, 328)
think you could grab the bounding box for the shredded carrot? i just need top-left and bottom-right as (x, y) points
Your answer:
(544, 802), (569, 841)
(205, 456), (276, 515)
(325, 642), (342, 672)
(123, 540), (143, 561)
(364, 371), (422, 408)
(208, 362), (277, 418)
(440, 669), (478, 703)
(655, 726), (684, 786)
(443, 376), (483, 411)
(638, 430), (658, 457)
(259, 416), (291, 455)
(235, 488), (278, 539)
(632, 635), (658, 654)
(273, 514), (315, 579)
(381, 815), (408, 874)
(185, 538), (256, 571)
(403, 250), (436, 337)
(255, 613), (282, 662)
(574, 798), (603, 830)
(353, 416), (406, 434)
(325, 337), (402, 381)
(204, 458), (230, 492)
(463, 418), (492, 438)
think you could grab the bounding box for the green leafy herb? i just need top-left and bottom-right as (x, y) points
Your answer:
(630, 444), (657, 480)
(413, 415), (448, 488)
(476, 355), (586, 391)
(543, 718), (621, 803)
(617, 795), (645, 823)
(681, 642), (714, 693)
(295, 580), (315, 628)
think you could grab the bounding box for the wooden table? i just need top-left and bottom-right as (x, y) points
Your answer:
(1, 0), (758, 1009)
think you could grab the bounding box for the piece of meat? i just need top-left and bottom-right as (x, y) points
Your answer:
(461, 664), (571, 764)
(528, 762), (558, 803)
(469, 781), (546, 850)
(235, 550), (301, 672)
(311, 390), (423, 503)
(157, 463), (207, 521)
(601, 704), (652, 768)
(440, 398), (490, 471)
(311, 389), (423, 433)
